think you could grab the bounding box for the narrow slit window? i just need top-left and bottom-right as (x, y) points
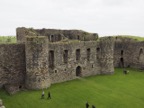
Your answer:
(63, 50), (68, 63)
(87, 48), (90, 61)
(76, 49), (80, 61)
(49, 50), (54, 69)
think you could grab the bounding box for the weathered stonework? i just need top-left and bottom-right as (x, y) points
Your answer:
(0, 44), (25, 89)
(114, 37), (144, 69)
(99, 37), (114, 74)
(16, 27), (98, 43)
(0, 27), (144, 94)
(25, 36), (51, 89)
(48, 41), (101, 84)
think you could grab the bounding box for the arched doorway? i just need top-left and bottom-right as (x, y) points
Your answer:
(76, 66), (82, 77)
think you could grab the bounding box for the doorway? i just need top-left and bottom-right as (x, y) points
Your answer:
(76, 66), (82, 77)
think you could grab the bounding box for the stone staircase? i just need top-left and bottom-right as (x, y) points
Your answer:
(0, 99), (5, 108)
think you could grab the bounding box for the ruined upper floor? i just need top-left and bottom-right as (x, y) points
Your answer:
(16, 27), (99, 43)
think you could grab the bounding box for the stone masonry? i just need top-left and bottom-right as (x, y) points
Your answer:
(25, 36), (51, 89)
(0, 27), (144, 94)
(114, 37), (144, 69)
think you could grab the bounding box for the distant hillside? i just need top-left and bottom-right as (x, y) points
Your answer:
(0, 35), (144, 44)
(124, 35), (144, 41)
(0, 36), (16, 43)
(101, 35), (144, 41)
(115, 35), (144, 41)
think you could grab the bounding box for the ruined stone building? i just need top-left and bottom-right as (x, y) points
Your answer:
(0, 27), (144, 94)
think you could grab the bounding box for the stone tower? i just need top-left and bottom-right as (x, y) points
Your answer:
(99, 37), (115, 74)
(25, 36), (51, 89)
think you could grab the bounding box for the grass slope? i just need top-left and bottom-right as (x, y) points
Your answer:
(0, 68), (144, 108)
(123, 35), (144, 41)
(116, 35), (144, 41)
(0, 36), (16, 44)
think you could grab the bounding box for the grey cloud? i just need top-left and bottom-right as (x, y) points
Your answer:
(0, 0), (144, 36)
(101, 0), (135, 6)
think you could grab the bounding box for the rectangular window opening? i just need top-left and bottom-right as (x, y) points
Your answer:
(63, 50), (68, 63)
(49, 50), (54, 69)
(76, 49), (81, 61)
(87, 48), (90, 61)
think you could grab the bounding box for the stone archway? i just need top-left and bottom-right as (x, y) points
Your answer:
(76, 66), (82, 77)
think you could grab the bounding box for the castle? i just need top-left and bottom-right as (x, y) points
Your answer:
(0, 27), (144, 94)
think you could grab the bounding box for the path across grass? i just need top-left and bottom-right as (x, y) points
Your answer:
(0, 68), (144, 108)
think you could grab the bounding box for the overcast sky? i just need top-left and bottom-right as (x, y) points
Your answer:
(0, 0), (144, 36)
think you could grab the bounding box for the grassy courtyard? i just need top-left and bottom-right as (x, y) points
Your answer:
(0, 68), (144, 108)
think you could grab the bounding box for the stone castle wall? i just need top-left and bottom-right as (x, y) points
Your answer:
(16, 27), (98, 43)
(48, 41), (101, 84)
(25, 36), (51, 89)
(0, 28), (114, 94)
(1, 27), (144, 93)
(15, 27), (114, 86)
(114, 37), (135, 68)
(99, 37), (115, 74)
(114, 37), (144, 69)
(131, 41), (144, 69)
(0, 44), (26, 88)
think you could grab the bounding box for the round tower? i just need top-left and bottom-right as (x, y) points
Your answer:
(99, 37), (115, 74)
(25, 36), (51, 89)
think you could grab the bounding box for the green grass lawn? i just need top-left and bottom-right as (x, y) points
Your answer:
(0, 68), (144, 108)
(0, 36), (16, 44)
